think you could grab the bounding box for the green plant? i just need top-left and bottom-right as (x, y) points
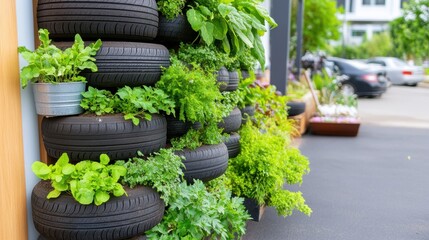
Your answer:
(175, 43), (231, 72)
(287, 81), (310, 100)
(146, 180), (249, 240)
(18, 28), (102, 88)
(237, 77), (259, 108)
(117, 149), (184, 205)
(225, 122), (311, 217)
(32, 153), (127, 206)
(237, 48), (257, 71)
(80, 86), (175, 125)
(186, 0), (276, 69)
(313, 72), (358, 107)
(220, 91), (241, 117)
(157, 0), (187, 20)
(80, 87), (116, 115)
(156, 57), (223, 124)
(171, 121), (225, 150)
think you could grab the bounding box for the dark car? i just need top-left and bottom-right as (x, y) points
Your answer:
(324, 57), (388, 97)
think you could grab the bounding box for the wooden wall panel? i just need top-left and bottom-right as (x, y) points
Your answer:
(0, 0), (29, 239)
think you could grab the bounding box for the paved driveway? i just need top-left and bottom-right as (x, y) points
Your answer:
(243, 85), (429, 240)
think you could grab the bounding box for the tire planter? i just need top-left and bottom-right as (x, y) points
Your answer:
(32, 181), (164, 240)
(223, 133), (240, 159)
(175, 143), (229, 182)
(41, 114), (167, 162)
(226, 71), (239, 91)
(37, 0), (159, 41)
(218, 107), (242, 133)
(240, 105), (255, 125)
(165, 115), (201, 140)
(155, 14), (197, 45)
(39, 236), (147, 240)
(241, 70), (250, 80)
(216, 67), (229, 92)
(287, 101), (306, 117)
(54, 42), (170, 88)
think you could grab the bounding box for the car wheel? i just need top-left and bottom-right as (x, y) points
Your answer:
(341, 83), (356, 96)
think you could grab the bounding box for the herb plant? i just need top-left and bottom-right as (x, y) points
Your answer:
(170, 122), (224, 150)
(226, 122), (312, 217)
(186, 0), (277, 69)
(146, 180), (249, 240)
(80, 86), (175, 125)
(32, 153), (127, 206)
(18, 28), (102, 88)
(157, 0), (187, 20)
(156, 57), (223, 124)
(175, 43), (230, 72)
(117, 149), (184, 205)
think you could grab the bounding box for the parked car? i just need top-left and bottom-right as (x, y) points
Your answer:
(366, 57), (424, 86)
(324, 57), (388, 97)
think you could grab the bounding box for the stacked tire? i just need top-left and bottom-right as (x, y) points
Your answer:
(34, 1), (168, 239)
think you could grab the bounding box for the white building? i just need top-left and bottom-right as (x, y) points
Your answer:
(338, 0), (409, 45)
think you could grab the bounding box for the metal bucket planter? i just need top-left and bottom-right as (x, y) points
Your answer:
(32, 82), (85, 116)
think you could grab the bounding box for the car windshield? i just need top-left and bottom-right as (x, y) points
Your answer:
(391, 58), (409, 67)
(345, 60), (370, 70)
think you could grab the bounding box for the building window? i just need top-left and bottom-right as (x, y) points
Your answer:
(352, 30), (366, 37)
(362, 0), (385, 5)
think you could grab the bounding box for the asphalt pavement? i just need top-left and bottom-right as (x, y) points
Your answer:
(243, 85), (429, 240)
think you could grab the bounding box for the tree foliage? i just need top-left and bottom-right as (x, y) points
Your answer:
(290, 0), (342, 55)
(329, 32), (393, 59)
(390, 0), (429, 58)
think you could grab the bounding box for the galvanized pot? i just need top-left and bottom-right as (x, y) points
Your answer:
(32, 82), (85, 116)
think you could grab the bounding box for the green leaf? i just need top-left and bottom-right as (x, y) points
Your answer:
(56, 153), (70, 167)
(99, 154), (110, 165)
(75, 189), (95, 205)
(232, 26), (253, 48)
(32, 161), (51, 179)
(187, 9), (204, 31)
(62, 164), (75, 175)
(222, 38), (231, 54)
(52, 181), (68, 191)
(47, 189), (61, 199)
(212, 18), (228, 40)
(113, 184), (126, 197)
(198, 5), (212, 17)
(200, 22), (215, 45)
(94, 190), (110, 206)
(218, 3), (233, 17)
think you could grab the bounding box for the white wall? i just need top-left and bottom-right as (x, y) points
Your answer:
(15, 0), (40, 239)
(345, 0), (402, 22)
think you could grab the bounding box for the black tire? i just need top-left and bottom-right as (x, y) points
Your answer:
(241, 70), (250, 80)
(216, 67), (229, 92)
(155, 14), (197, 44)
(175, 143), (229, 182)
(54, 42), (170, 88)
(218, 107), (242, 133)
(226, 71), (239, 91)
(224, 133), (240, 159)
(37, 0), (159, 41)
(240, 105), (255, 125)
(41, 114), (167, 162)
(166, 115), (201, 140)
(33, 181), (164, 240)
(287, 101), (306, 117)
(39, 236), (147, 240)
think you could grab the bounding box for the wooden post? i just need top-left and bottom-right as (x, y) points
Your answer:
(0, 0), (29, 238)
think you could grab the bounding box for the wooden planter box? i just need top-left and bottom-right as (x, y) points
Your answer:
(310, 121), (360, 137)
(289, 92), (318, 137)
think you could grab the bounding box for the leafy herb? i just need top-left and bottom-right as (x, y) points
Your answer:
(186, 0), (276, 69)
(225, 122), (311, 217)
(146, 180), (249, 240)
(117, 149), (184, 205)
(237, 48), (257, 71)
(175, 43), (230, 72)
(237, 77), (259, 108)
(32, 153), (126, 206)
(171, 121), (224, 150)
(157, 0), (187, 20)
(80, 87), (116, 115)
(18, 28), (102, 88)
(156, 57), (223, 124)
(80, 86), (175, 125)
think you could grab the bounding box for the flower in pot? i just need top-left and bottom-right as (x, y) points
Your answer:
(18, 28), (102, 116)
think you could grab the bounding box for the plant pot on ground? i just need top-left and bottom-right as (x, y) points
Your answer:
(18, 29), (101, 116)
